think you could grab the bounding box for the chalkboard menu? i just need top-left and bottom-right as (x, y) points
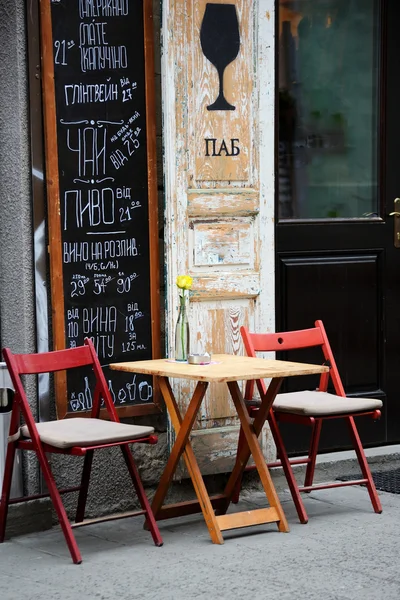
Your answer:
(40, 0), (160, 418)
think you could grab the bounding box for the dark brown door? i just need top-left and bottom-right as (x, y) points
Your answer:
(276, 0), (400, 454)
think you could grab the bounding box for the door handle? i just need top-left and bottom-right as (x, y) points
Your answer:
(389, 198), (400, 247)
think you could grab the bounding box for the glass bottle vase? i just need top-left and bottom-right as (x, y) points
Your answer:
(175, 297), (190, 362)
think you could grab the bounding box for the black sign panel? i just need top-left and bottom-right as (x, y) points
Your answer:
(47, 0), (158, 414)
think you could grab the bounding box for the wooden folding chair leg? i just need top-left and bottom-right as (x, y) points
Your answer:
(0, 442), (16, 543)
(36, 448), (82, 564)
(75, 450), (94, 523)
(268, 412), (309, 524)
(120, 445), (163, 547)
(232, 407), (309, 523)
(346, 416), (382, 514)
(303, 419), (322, 491)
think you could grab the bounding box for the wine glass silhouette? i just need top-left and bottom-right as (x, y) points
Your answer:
(200, 3), (240, 111)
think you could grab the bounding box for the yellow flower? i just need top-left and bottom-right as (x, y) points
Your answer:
(176, 275), (193, 290)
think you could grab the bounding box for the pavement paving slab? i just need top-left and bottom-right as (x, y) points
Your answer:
(1, 485), (399, 600)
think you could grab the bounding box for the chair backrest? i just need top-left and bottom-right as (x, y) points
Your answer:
(241, 319), (346, 401)
(2, 339), (119, 445)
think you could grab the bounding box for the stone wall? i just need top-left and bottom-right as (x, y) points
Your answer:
(0, 0), (171, 529)
(0, 0), (39, 498)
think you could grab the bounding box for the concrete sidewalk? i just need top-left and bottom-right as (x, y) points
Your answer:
(0, 484), (399, 600)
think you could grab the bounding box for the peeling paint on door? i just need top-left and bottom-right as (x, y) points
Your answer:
(162, 0), (276, 474)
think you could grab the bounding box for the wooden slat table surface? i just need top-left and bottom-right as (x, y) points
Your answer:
(111, 353), (329, 382)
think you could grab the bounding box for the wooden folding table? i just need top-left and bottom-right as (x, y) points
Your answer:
(110, 354), (328, 543)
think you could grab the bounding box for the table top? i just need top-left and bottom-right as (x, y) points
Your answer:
(110, 354), (329, 383)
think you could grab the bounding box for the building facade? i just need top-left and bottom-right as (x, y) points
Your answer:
(0, 0), (398, 523)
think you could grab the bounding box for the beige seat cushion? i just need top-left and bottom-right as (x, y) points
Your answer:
(20, 418), (154, 449)
(273, 390), (383, 417)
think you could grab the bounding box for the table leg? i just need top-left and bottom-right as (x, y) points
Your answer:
(223, 378), (283, 501)
(222, 379), (289, 533)
(152, 377), (224, 544)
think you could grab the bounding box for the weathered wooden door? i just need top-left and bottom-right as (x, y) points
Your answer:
(276, 0), (400, 453)
(163, 0), (276, 473)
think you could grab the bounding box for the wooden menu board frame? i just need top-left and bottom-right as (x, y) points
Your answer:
(40, 0), (161, 419)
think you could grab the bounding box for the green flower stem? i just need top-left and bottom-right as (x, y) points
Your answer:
(179, 292), (186, 360)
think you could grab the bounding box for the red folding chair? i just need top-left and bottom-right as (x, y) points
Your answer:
(233, 320), (383, 523)
(0, 339), (163, 563)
